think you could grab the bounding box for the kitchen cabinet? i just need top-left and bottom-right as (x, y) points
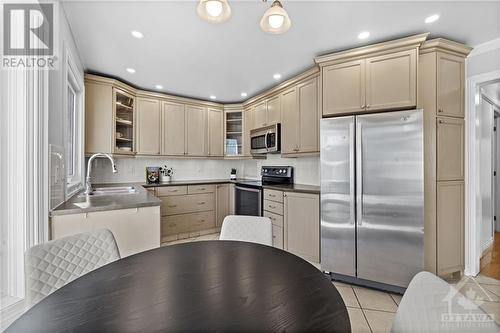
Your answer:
(161, 101), (185, 156)
(160, 193), (215, 215)
(186, 105), (207, 156)
(263, 189), (285, 250)
(281, 87), (299, 154)
(267, 94), (281, 125)
(284, 191), (320, 263)
(51, 206), (160, 258)
(437, 181), (464, 275)
(208, 108), (224, 157)
(136, 97), (161, 155)
(224, 109), (243, 156)
(365, 49), (417, 111)
(85, 81), (114, 154)
(437, 53), (464, 118)
(437, 117), (464, 181)
(243, 108), (253, 156)
(252, 101), (267, 129)
(216, 184), (230, 227)
(322, 59), (366, 116)
(272, 225), (284, 249)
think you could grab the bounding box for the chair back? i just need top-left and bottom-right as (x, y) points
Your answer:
(220, 215), (273, 246)
(25, 229), (120, 305)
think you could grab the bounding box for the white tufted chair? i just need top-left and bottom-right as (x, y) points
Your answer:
(25, 229), (120, 306)
(219, 215), (273, 246)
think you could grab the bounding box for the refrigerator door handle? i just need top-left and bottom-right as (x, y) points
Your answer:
(349, 121), (356, 225)
(356, 122), (363, 226)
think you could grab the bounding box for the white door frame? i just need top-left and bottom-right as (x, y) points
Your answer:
(465, 69), (500, 276)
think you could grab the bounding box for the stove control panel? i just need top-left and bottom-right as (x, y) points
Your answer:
(261, 166), (293, 179)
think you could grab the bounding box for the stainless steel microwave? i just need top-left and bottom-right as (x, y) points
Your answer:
(250, 123), (280, 154)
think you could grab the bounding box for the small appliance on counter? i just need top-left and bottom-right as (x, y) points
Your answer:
(146, 167), (160, 184)
(230, 168), (237, 180)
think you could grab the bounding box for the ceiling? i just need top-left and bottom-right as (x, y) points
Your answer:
(63, 1), (500, 103)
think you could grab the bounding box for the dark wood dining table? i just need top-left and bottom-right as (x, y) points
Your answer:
(7, 240), (350, 332)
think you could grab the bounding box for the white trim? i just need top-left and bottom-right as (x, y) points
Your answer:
(464, 69), (500, 277)
(469, 38), (500, 58)
(481, 236), (495, 255)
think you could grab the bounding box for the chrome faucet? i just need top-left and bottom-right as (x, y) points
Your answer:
(84, 153), (117, 195)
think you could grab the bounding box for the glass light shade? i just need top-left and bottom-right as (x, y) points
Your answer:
(197, 0), (231, 24)
(260, 0), (291, 34)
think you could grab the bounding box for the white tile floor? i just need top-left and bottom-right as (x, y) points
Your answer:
(162, 234), (500, 332)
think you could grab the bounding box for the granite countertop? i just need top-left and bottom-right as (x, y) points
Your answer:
(141, 179), (320, 194)
(51, 183), (161, 216)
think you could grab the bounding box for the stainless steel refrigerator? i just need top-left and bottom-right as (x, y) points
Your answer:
(320, 110), (424, 289)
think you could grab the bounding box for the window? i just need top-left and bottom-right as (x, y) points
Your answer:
(65, 51), (84, 196)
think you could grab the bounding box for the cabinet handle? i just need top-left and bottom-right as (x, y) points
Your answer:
(366, 104), (371, 109)
(199, 187), (206, 190)
(438, 119), (444, 124)
(169, 189), (178, 192)
(270, 217), (276, 221)
(438, 109), (443, 113)
(269, 194), (276, 197)
(361, 104), (365, 109)
(168, 204), (177, 208)
(273, 235), (276, 239)
(268, 205), (276, 209)
(197, 201), (206, 205)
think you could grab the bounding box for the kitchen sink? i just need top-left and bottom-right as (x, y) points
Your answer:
(78, 186), (139, 197)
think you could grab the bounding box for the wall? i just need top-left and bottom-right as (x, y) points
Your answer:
(467, 39), (500, 77)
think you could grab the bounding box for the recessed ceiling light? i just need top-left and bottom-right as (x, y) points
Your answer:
(241, 92), (248, 98)
(155, 85), (163, 90)
(358, 31), (370, 40)
(210, 95), (217, 100)
(126, 68), (136, 73)
(131, 30), (144, 39)
(273, 73), (281, 80)
(425, 14), (440, 24)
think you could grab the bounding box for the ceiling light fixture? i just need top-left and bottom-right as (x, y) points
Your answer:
(260, 0), (291, 34)
(358, 31), (370, 40)
(126, 68), (136, 73)
(210, 95), (217, 100)
(131, 30), (144, 39)
(155, 85), (163, 90)
(197, 0), (231, 24)
(241, 92), (248, 98)
(273, 73), (281, 80)
(424, 14), (440, 24)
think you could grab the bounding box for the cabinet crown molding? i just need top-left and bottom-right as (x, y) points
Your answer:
(314, 32), (430, 65)
(419, 38), (473, 56)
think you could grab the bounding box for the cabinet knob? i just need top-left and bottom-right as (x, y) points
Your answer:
(438, 109), (443, 113)
(438, 119), (444, 124)
(361, 104), (365, 109)
(366, 104), (371, 109)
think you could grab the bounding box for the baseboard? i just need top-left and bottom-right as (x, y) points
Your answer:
(480, 240), (494, 271)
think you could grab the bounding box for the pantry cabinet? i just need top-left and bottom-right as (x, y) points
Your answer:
(437, 53), (465, 118)
(437, 117), (464, 181)
(161, 101), (186, 156)
(186, 105), (207, 156)
(208, 108), (224, 157)
(136, 97), (161, 155)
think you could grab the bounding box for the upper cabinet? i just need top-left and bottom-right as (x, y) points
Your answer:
(186, 105), (207, 156)
(281, 87), (299, 154)
(161, 101), (185, 156)
(208, 108), (224, 157)
(252, 101), (267, 129)
(224, 107), (245, 157)
(136, 97), (161, 155)
(437, 53), (464, 118)
(316, 33), (428, 117)
(250, 95), (282, 130)
(267, 94), (281, 125)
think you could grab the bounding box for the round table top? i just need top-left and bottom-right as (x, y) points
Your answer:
(8, 241), (350, 332)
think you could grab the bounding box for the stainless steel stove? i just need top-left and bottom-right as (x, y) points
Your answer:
(234, 166), (293, 216)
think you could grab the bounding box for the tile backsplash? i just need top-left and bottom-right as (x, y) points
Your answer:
(88, 155), (320, 186)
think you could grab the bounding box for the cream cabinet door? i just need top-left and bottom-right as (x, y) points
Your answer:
(322, 59), (366, 116)
(366, 49), (417, 111)
(437, 117), (464, 181)
(186, 105), (207, 156)
(272, 225), (284, 249)
(437, 181), (464, 275)
(267, 94), (281, 125)
(208, 108), (223, 156)
(216, 184), (229, 227)
(161, 101), (185, 156)
(85, 82), (113, 154)
(298, 77), (319, 153)
(437, 53), (464, 118)
(136, 97), (161, 155)
(284, 192), (320, 263)
(243, 108), (253, 156)
(281, 87), (299, 154)
(252, 101), (267, 129)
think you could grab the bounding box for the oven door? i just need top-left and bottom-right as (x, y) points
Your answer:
(235, 186), (262, 216)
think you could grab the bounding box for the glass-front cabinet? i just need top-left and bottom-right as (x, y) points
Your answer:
(113, 88), (135, 154)
(224, 110), (242, 156)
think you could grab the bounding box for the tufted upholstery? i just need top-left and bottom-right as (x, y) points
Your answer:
(25, 229), (120, 306)
(219, 215), (273, 246)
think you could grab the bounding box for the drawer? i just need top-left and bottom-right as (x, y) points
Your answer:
(160, 193), (215, 216)
(272, 225), (284, 249)
(264, 189), (283, 203)
(162, 211), (215, 236)
(263, 200), (283, 215)
(188, 184), (215, 194)
(156, 186), (187, 197)
(263, 210), (283, 228)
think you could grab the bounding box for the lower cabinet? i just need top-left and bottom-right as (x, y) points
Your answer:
(216, 184), (230, 227)
(437, 181), (464, 276)
(284, 191), (320, 263)
(51, 206), (161, 258)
